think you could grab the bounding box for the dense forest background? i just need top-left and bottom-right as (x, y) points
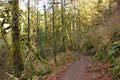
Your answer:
(0, 0), (120, 80)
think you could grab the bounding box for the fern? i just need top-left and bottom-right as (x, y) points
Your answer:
(109, 58), (120, 79)
(36, 64), (52, 76)
(107, 43), (120, 59)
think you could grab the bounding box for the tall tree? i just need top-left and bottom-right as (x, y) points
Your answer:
(28, 0), (30, 46)
(25, 0), (31, 60)
(37, 0), (39, 44)
(52, 0), (57, 63)
(44, 4), (48, 56)
(12, 0), (24, 77)
(61, 0), (66, 52)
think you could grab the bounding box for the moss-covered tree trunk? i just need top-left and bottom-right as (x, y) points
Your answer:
(12, 0), (24, 77)
(44, 4), (48, 56)
(52, 0), (57, 63)
(61, 0), (66, 52)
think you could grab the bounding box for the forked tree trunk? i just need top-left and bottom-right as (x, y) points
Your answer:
(12, 0), (24, 77)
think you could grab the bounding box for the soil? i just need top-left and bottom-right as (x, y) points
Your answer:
(45, 52), (112, 80)
(57, 55), (91, 80)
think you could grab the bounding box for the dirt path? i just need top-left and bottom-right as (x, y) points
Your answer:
(57, 55), (91, 80)
(45, 52), (111, 80)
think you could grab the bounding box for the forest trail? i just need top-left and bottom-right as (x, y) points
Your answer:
(57, 54), (91, 80)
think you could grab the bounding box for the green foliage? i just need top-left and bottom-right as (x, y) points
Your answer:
(109, 58), (120, 79)
(107, 43), (120, 59)
(0, 0), (120, 79)
(36, 64), (52, 76)
(94, 52), (105, 60)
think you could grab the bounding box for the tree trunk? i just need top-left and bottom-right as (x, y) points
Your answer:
(44, 5), (48, 56)
(52, 0), (57, 63)
(61, 0), (66, 52)
(28, 0), (30, 45)
(37, 0), (39, 45)
(12, 0), (24, 77)
(117, 0), (120, 10)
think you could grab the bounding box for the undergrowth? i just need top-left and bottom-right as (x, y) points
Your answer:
(80, 24), (120, 80)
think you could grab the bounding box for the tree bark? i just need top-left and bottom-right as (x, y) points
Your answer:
(44, 5), (48, 55)
(12, 0), (24, 77)
(117, 0), (120, 10)
(61, 0), (66, 52)
(52, 0), (57, 63)
(28, 0), (30, 45)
